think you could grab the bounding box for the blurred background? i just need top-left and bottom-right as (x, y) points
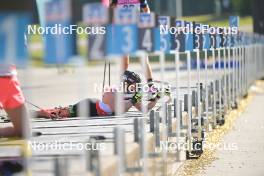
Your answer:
(1, 0), (263, 65)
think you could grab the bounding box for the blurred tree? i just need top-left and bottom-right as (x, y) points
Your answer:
(231, 0), (252, 16)
(0, 0), (38, 23)
(253, 0), (264, 34)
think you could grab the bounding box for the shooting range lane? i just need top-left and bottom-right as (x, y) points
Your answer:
(2, 52), (262, 175)
(22, 66), (224, 175)
(1, 1), (264, 175)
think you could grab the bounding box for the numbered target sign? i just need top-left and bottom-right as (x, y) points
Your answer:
(83, 3), (109, 60)
(222, 32), (228, 48)
(238, 31), (243, 46)
(240, 32), (246, 46)
(193, 22), (203, 50)
(44, 0), (75, 64)
(229, 16), (239, 47)
(184, 21), (193, 51)
(171, 20), (185, 52)
(216, 30), (221, 49)
(218, 28), (227, 48)
(202, 24), (210, 49)
(0, 14), (31, 65)
(107, 8), (138, 55)
(83, 3), (109, 24)
(117, 0), (141, 10)
(210, 26), (217, 49)
(138, 12), (156, 52)
(229, 16), (239, 28)
(154, 16), (171, 53)
(225, 33), (231, 47)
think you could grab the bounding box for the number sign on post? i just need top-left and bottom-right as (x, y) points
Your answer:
(185, 21), (193, 52)
(229, 16), (239, 47)
(193, 22), (203, 50)
(44, 0), (76, 64)
(137, 12), (156, 53)
(107, 8), (138, 56)
(154, 16), (171, 53)
(171, 20), (185, 52)
(202, 24), (211, 50)
(83, 3), (109, 60)
(210, 26), (217, 49)
(0, 14), (31, 66)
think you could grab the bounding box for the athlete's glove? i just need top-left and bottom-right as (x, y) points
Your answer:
(148, 87), (171, 102)
(148, 83), (162, 101)
(164, 87), (171, 97)
(131, 92), (142, 105)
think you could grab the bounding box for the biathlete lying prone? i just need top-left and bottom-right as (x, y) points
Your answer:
(35, 71), (171, 119)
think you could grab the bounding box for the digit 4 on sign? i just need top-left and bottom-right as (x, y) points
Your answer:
(138, 12), (156, 53)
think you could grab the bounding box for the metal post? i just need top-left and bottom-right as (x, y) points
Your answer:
(227, 47), (231, 110)
(174, 50), (182, 160)
(204, 49), (209, 128)
(210, 48), (217, 127)
(114, 127), (126, 174)
(186, 51), (192, 148)
(139, 118), (148, 176)
(232, 47), (236, 107)
(217, 48), (222, 116)
(195, 49), (202, 140)
(223, 48), (227, 112)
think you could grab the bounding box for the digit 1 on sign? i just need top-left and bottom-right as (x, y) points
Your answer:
(0, 14), (30, 65)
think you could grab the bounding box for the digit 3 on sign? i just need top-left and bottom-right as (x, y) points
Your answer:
(121, 26), (133, 53)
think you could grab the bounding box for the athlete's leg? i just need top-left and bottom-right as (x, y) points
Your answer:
(0, 76), (29, 137)
(36, 98), (98, 119)
(71, 98), (98, 117)
(1, 105), (29, 137)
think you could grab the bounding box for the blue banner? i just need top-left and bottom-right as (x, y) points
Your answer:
(0, 13), (31, 66)
(154, 16), (171, 53)
(44, 0), (76, 64)
(185, 21), (193, 51)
